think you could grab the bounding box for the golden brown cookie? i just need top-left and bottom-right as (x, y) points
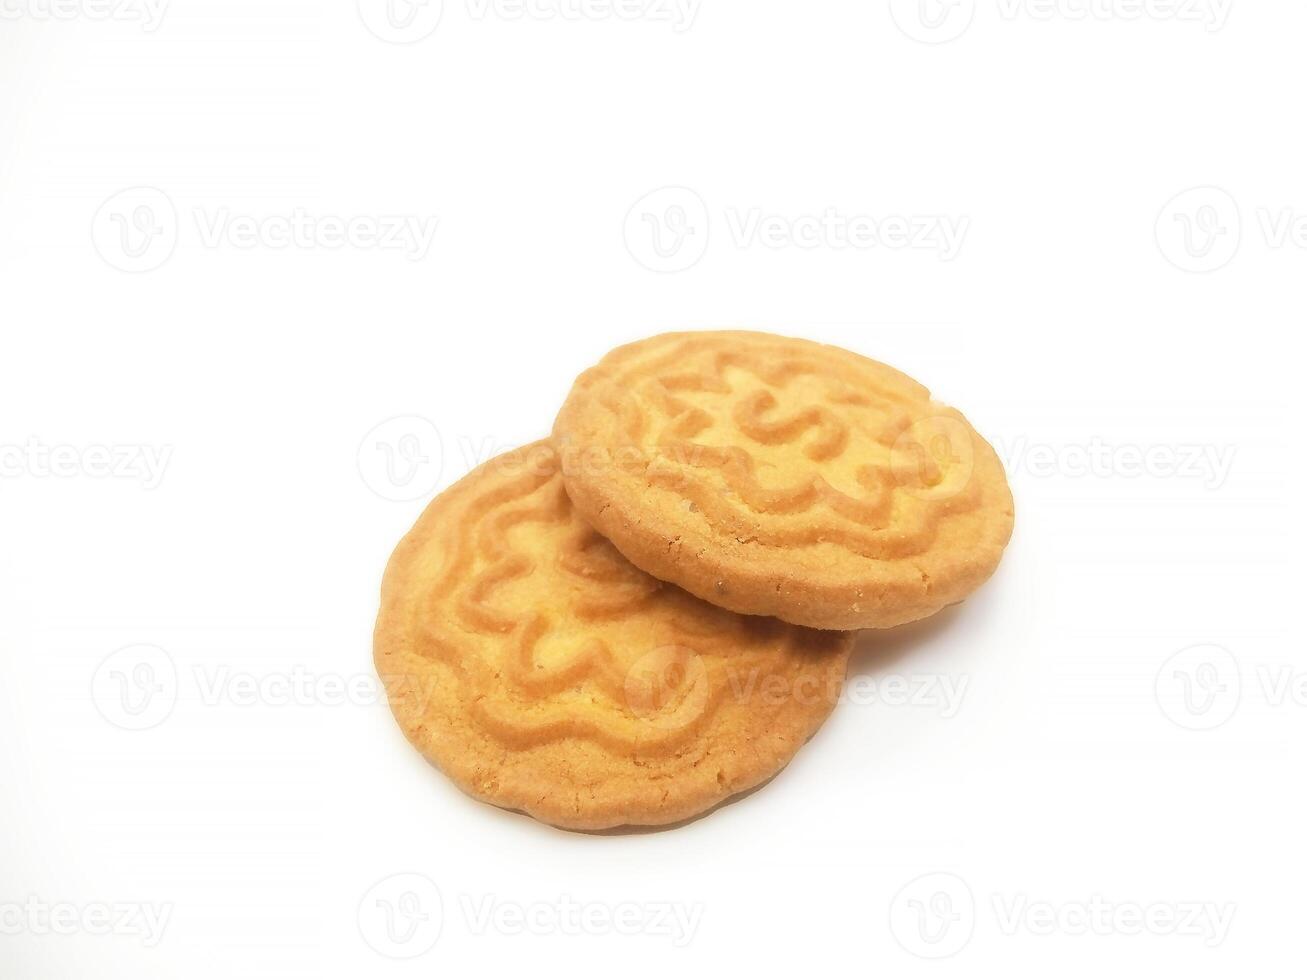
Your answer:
(552, 331), (1014, 630)
(374, 441), (852, 831)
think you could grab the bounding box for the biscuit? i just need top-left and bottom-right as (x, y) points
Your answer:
(374, 441), (852, 831)
(552, 331), (1014, 630)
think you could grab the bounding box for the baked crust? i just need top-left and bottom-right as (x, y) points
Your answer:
(552, 331), (1014, 630)
(374, 441), (852, 831)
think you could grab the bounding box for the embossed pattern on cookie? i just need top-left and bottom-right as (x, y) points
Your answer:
(553, 331), (1015, 630)
(374, 441), (852, 831)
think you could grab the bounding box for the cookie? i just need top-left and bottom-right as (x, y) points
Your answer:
(552, 331), (1014, 630)
(374, 441), (852, 831)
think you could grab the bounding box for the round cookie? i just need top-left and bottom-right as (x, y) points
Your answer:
(552, 331), (1014, 630)
(374, 441), (852, 831)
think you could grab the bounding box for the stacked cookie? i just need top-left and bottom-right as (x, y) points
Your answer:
(375, 331), (1014, 831)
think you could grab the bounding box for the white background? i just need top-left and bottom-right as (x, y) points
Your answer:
(1, 1), (1302, 976)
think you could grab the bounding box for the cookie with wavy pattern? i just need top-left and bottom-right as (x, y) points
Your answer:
(553, 331), (1014, 630)
(374, 442), (852, 831)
